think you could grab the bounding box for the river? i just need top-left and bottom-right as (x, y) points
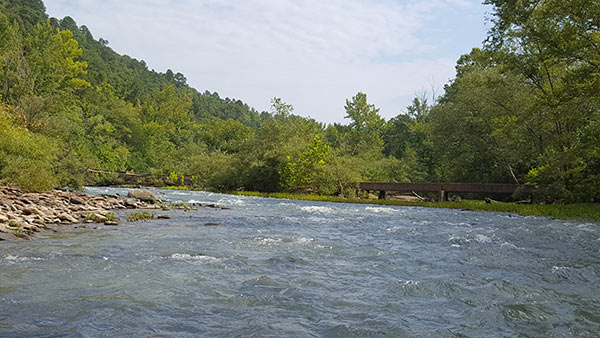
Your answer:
(1, 187), (599, 337)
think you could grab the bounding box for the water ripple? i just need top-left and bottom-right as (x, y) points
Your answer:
(0, 187), (598, 337)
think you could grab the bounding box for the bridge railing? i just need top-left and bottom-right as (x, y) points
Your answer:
(359, 182), (542, 201)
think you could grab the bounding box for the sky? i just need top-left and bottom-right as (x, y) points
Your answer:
(44, 0), (491, 123)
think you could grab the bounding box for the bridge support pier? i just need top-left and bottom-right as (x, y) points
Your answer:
(379, 190), (387, 200)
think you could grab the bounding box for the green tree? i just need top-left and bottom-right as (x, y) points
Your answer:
(481, 0), (600, 200)
(281, 135), (330, 191)
(343, 92), (385, 156)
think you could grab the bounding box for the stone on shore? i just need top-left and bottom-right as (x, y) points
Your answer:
(70, 196), (86, 205)
(0, 186), (161, 240)
(127, 190), (157, 202)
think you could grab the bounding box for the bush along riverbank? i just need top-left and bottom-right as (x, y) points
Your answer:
(231, 191), (600, 222)
(0, 187), (164, 241)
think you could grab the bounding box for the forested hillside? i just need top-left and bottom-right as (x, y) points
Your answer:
(0, 0), (598, 202)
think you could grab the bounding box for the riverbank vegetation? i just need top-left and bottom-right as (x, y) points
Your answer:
(0, 0), (598, 205)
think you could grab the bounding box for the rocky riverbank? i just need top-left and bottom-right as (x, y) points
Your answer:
(0, 186), (159, 241)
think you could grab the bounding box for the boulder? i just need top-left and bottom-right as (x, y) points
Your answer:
(157, 215), (171, 219)
(127, 190), (157, 202)
(58, 213), (79, 224)
(22, 207), (41, 216)
(124, 199), (138, 209)
(70, 196), (86, 205)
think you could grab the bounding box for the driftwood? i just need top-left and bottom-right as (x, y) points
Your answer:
(411, 191), (426, 201)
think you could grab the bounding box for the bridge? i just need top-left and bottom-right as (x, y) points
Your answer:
(358, 182), (542, 201)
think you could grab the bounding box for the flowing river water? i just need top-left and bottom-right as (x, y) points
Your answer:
(1, 187), (600, 337)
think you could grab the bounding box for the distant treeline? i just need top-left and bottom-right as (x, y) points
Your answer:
(0, 0), (598, 202)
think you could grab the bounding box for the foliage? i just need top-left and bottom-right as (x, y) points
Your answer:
(281, 135), (329, 191)
(0, 1), (598, 203)
(0, 107), (59, 191)
(342, 92), (385, 156)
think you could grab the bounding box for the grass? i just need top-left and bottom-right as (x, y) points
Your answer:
(230, 191), (600, 222)
(155, 201), (197, 211)
(162, 185), (191, 191)
(127, 212), (155, 222)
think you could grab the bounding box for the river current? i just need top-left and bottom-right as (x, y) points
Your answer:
(1, 187), (600, 337)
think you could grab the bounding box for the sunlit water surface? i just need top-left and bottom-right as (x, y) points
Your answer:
(1, 187), (600, 337)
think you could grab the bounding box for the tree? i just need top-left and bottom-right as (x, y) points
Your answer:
(270, 97), (293, 117)
(343, 92), (385, 156)
(281, 135), (330, 191)
(481, 0), (600, 200)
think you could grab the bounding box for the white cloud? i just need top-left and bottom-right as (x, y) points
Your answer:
(44, 0), (488, 123)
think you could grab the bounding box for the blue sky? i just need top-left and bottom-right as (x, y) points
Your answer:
(44, 0), (491, 123)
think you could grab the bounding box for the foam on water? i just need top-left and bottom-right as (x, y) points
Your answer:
(295, 237), (314, 244)
(300, 206), (334, 214)
(475, 234), (492, 243)
(386, 226), (416, 233)
(3, 255), (46, 262)
(188, 199), (216, 205)
(500, 242), (519, 250)
(218, 197), (246, 206)
(169, 253), (221, 263)
(255, 237), (283, 245)
(365, 206), (397, 214)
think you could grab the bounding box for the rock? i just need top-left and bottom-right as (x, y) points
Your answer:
(58, 213), (79, 224)
(21, 207), (41, 216)
(84, 213), (107, 223)
(127, 190), (157, 202)
(124, 199), (138, 209)
(22, 225), (38, 232)
(157, 215), (171, 219)
(141, 204), (161, 210)
(0, 213), (8, 223)
(204, 223), (220, 227)
(19, 198), (33, 205)
(70, 196), (86, 205)
(104, 220), (119, 226)
(27, 195), (40, 203)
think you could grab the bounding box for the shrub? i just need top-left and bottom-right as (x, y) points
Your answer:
(0, 110), (60, 191)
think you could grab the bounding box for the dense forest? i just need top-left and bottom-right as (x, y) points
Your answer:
(0, 0), (598, 203)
